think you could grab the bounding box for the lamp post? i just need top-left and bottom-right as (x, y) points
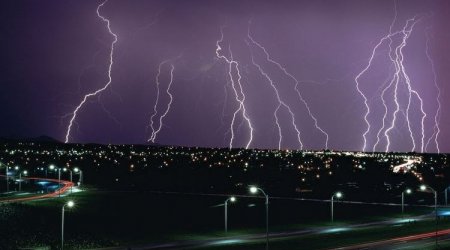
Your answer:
(445, 186), (450, 206)
(50, 165), (62, 198)
(225, 196), (236, 233)
(4, 164), (9, 193)
(13, 166), (19, 191)
(74, 167), (82, 187)
(402, 188), (412, 214)
(61, 201), (75, 250)
(331, 192), (343, 223)
(69, 170), (73, 194)
(58, 168), (62, 197)
(420, 185), (437, 247)
(18, 170), (27, 192)
(250, 186), (269, 250)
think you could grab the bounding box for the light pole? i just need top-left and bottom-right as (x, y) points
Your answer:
(250, 186), (269, 250)
(18, 170), (27, 192)
(420, 184), (437, 247)
(225, 196), (236, 233)
(13, 166), (19, 191)
(70, 168), (83, 186)
(4, 164), (9, 193)
(61, 200), (75, 250)
(73, 167), (82, 187)
(50, 165), (62, 197)
(445, 186), (450, 206)
(58, 168), (62, 197)
(331, 192), (343, 223)
(402, 188), (412, 214)
(69, 170), (73, 194)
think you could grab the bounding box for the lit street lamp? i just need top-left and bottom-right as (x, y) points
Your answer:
(331, 192), (343, 223)
(224, 196), (236, 233)
(12, 166), (20, 191)
(18, 170), (28, 192)
(73, 167), (83, 187)
(2, 163), (9, 193)
(250, 186), (269, 250)
(420, 184), (437, 247)
(49, 165), (63, 198)
(402, 188), (412, 214)
(61, 200), (75, 250)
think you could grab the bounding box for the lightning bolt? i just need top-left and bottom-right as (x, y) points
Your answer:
(64, 0), (117, 143)
(245, 40), (303, 150)
(355, 30), (395, 152)
(247, 23), (329, 149)
(148, 61), (175, 143)
(373, 2), (399, 152)
(215, 27), (254, 149)
(384, 16), (425, 153)
(356, 1), (429, 153)
(424, 30), (441, 153)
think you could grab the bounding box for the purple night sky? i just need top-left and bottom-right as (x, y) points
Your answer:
(0, 0), (449, 153)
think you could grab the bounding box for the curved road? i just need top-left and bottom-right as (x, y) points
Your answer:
(0, 175), (74, 203)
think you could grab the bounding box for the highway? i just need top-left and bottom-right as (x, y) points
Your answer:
(0, 175), (73, 203)
(333, 228), (450, 250)
(90, 214), (436, 250)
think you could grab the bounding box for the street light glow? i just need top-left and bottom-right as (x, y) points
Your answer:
(336, 192), (343, 198)
(249, 186), (258, 194)
(406, 188), (412, 194)
(420, 185), (426, 191)
(23, 170), (28, 175)
(230, 196), (236, 202)
(49, 165), (55, 170)
(67, 201), (75, 208)
(74, 167), (79, 172)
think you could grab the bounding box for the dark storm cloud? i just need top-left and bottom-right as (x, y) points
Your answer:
(0, 0), (449, 153)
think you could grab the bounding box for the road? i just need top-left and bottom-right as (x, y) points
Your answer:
(90, 214), (435, 250)
(0, 175), (74, 203)
(334, 228), (450, 250)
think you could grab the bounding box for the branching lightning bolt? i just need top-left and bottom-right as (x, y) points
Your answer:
(356, 1), (429, 153)
(247, 24), (329, 149)
(148, 61), (175, 143)
(424, 30), (441, 153)
(355, 32), (392, 152)
(384, 16), (425, 153)
(215, 27), (254, 149)
(245, 40), (303, 150)
(64, 0), (117, 143)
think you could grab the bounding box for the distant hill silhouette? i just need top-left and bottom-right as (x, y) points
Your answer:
(0, 135), (61, 144)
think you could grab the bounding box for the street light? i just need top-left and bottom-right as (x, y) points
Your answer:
(12, 166), (20, 191)
(18, 170), (28, 192)
(61, 200), (75, 250)
(73, 167), (83, 187)
(224, 196), (236, 233)
(331, 192), (343, 223)
(402, 188), (412, 214)
(249, 186), (269, 250)
(49, 165), (63, 198)
(420, 184), (437, 247)
(2, 163), (9, 193)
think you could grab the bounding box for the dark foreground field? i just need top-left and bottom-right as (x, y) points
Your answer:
(0, 188), (447, 249)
